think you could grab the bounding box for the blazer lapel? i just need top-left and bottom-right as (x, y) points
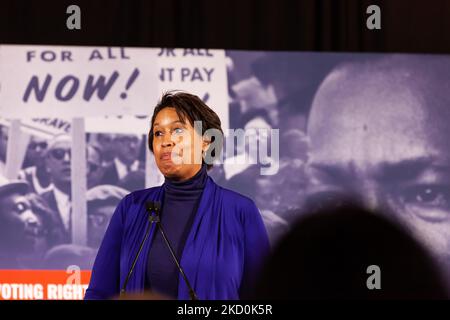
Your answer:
(177, 177), (217, 299)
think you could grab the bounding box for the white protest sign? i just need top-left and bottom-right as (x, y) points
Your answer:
(84, 115), (150, 134)
(156, 48), (229, 130)
(5, 115), (149, 137)
(0, 45), (158, 118)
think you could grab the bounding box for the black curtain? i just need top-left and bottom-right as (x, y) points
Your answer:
(1, 0), (449, 54)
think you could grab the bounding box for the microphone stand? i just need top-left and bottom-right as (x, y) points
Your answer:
(120, 201), (198, 301)
(150, 204), (199, 301)
(120, 204), (155, 297)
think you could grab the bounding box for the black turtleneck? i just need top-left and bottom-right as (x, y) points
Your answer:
(145, 164), (208, 298)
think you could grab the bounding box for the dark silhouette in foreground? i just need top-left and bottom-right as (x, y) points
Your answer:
(254, 203), (449, 299)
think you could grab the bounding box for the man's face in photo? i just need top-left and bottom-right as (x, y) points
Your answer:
(97, 133), (116, 162)
(305, 56), (450, 269)
(114, 134), (141, 165)
(45, 139), (72, 185)
(0, 189), (42, 253)
(26, 136), (48, 167)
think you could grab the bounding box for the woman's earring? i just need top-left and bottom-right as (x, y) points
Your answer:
(202, 149), (206, 162)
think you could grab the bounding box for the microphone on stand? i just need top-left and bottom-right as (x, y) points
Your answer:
(146, 201), (198, 301)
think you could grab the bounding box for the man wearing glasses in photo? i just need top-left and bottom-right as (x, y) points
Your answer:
(40, 135), (73, 244)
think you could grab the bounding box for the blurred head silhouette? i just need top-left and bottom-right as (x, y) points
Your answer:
(254, 203), (449, 299)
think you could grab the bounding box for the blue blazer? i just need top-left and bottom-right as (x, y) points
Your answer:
(84, 176), (270, 300)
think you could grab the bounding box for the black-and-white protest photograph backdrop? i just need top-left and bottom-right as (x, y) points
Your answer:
(1, 44), (450, 297)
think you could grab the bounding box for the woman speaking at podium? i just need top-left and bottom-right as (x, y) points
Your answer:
(85, 91), (270, 300)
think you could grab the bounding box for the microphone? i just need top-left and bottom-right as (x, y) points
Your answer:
(147, 201), (199, 301)
(120, 201), (158, 297)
